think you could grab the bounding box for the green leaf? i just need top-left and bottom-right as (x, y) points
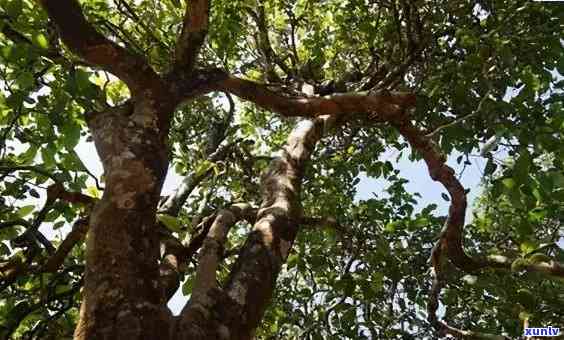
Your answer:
(157, 214), (182, 233)
(516, 288), (536, 310)
(286, 254), (298, 269)
(513, 150), (531, 184)
(53, 221), (66, 230)
(520, 240), (538, 255)
(16, 72), (35, 90)
(61, 120), (81, 149)
(182, 276), (194, 296)
(32, 34), (49, 49)
(55, 284), (71, 294)
(41, 147), (56, 168)
(194, 160), (214, 178)
(6, 0), (23, 18)
(86, 186), (101, 199)
(502, 178), (516, 190)
(16, 205), (35, 218)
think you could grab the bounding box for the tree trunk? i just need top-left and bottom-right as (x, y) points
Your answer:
(175, 117), (332, 340)
(74, 101), (174, 339)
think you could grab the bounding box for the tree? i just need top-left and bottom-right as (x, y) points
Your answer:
(0, 0), (563, 338)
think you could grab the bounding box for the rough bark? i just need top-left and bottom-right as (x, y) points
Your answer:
(175, 116), (335, 339)
(210, 75), (416, 120)
(74, 101), (175, 339)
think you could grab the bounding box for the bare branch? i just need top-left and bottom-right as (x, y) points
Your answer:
(220, 116), (335, 335)
(426, 89), (492, 138)
(392, 116), (493, 272)
(158, 204), (257, 302)
(175, 116), (336, 338)
(42, 218), (89, 273)
(393, 116), (564, 280)
(174, 0), (210, 73)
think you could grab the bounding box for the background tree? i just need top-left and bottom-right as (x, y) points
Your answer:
(0, 0), (563, 339)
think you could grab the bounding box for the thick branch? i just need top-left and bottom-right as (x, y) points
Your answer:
(36, 0), (161, 95)
(175, 117), (335, 339)
(187, 204), (256, 307)
(174, 0), (209, 73)
(395, 114), (563, 337)
(158, 204), (257, 302)
(213, 116), (334, 339)
(393, 117), (564, 280)
(212, 75), (416, 120)
(392, 117), (497, 272)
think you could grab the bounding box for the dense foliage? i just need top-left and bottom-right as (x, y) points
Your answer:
(0, 0), (563, 339)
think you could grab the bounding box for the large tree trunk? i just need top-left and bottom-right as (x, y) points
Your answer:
(74, 100), (174, 339)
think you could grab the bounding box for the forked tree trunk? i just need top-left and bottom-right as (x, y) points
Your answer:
(175, 117), (332, 340)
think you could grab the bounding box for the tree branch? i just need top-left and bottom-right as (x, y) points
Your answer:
(0, 164), (61, 183)
(246, 3), (292, 80)
(185, 204), (256, 308)
(36, 0), (161, 95)
(209, 74), (416, 120)
(160, 95), (236, 216)
(174, 0), (210, 73)
(42, 218), (89, 273)
(392, 116), (496, 272)
(392, 116), (564, 279)
(427, 243), (511, 340)
(175, 117), (336, 338)
(158, 204), (257, 302)
(216, 116), (335, 337)
(1, 187), (95, 289)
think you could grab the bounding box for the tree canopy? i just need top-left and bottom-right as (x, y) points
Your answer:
(0, 0), (563, 339)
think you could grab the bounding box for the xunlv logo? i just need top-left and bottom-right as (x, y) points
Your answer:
(523, 327), (561, 337)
